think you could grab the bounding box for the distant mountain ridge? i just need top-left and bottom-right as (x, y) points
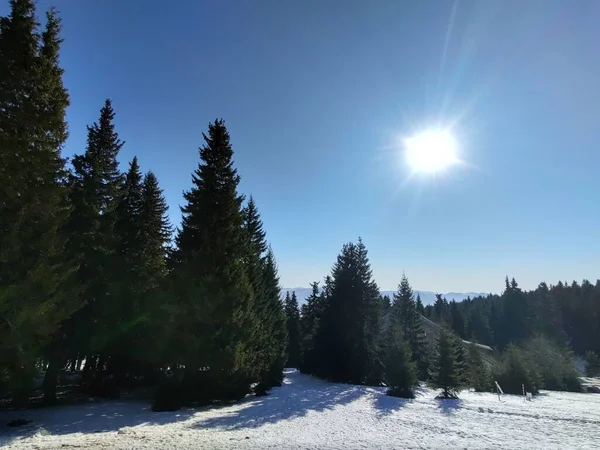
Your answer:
(281, 287), (488, 306)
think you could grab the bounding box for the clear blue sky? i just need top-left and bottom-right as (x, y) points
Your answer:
(8, 0), (600, 293)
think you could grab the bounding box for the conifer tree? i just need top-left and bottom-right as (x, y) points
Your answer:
(299, 282), (323, 374)
(139, 171), (172, 285)
(467, 343), (491, 392)
(64, 99), (125, 379)
(109, 157), (145, 378)
(314, 239), (382, 384)
(384, 323), (417, 398)
(285, 291), (302, 368)
(258, 248), (288, 390)
(429, 327), (463, 399)
(390, 275), (429, 379)
(0, 0), (77, 403)
(172, 119), (257, 401)
(415, 294), (425, 315)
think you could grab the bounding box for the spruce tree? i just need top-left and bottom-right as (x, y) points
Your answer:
(64, 99), (125, 379)
(429, 327), (463, 399)
(139, 171), (172, 286)
(415, 294), (425, 315)
(299, 282), (323, 374)
(314, 239), (382, 384)
(109, 157), (145, 379)
(384, 323), (417, 398)
(390, 275), (429, 379)
(0, 0), (77, 404)
(258, 248), (287, 390)
(285, 291), (302, 368)
(467, 343), (491, 392)
(172, 119), (257, 401)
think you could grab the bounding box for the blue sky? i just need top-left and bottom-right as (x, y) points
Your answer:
(7, 0), (600, 293)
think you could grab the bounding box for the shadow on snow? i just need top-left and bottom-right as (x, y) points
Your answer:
(188, 369), (367, 431)
(0, 399), (196, 446)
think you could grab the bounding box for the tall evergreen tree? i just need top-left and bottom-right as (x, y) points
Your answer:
(0, 0), (77, 404)
(429, 327), (463, 399)
(258, 248), (287, 390)
(172, 119), (257, 401)
(139, 171), (172, 286)
(285, 291), (302, 368)
(415, 294), (425, 315)
(390, 275), (429, 379)
(63, 99), (125, 381)
(299, 281), (324, 374)
(108, 157), (145, 379)
(384, 322), (417, 398)
(314, 239), (382, 384)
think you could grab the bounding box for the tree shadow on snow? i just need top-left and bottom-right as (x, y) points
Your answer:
(0, 400), (196, 446)
(371, 393), (413, 417)
(436, 398), (463, 415)
(188, 369), (367, 431)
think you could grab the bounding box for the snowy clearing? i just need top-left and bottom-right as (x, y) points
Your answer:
(1, 369), (599, 449)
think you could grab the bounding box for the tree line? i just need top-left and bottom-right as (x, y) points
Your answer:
(283, 249), (598, 399)
(423, 277), (600, 362)
(0, 0), (286, 409)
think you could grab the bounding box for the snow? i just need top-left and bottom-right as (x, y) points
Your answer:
(2, 369), (599, 449)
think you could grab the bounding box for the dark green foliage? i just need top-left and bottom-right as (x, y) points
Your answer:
(313, 239), (382, 384)
(433, 294), (450, 324)
(64, 99), (125, 372)
(390, 275), (429, 380)
(384, 323), (417, 398)
(285, 291), (302, 368)
(522, 336), (581, 392)
(493, 344), (540, 395)
(258, 248), (288, 389)
(586, 351), (600, 377)
(429, 327), (464, 399)
(467, 343), (492, 392)
(170, 119), (258, 401)
(299, 282), (325, 374)
(0, 0), (78, 403)
(415, 294), (425, 315)
(449, 301), (465, 338)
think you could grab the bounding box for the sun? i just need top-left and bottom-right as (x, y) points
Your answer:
(404, 129), (458, 174)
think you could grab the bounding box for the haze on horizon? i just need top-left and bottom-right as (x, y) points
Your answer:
(8, 0), (599, 294)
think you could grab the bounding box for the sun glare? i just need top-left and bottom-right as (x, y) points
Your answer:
(404, 129), (458, 174)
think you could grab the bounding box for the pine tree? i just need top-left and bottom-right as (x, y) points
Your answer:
(108, 157), (145, 379)
(390, 275), (429, 379)
(285, 291), (302, 368)
(0, 0), (77, 404)
(415, 294), (425, 315)
(449, 300), (466, 338)
(467, 343), (491, 392)
(314, 239), (382, 384)
(64, 99), (125, 381)
(139, 171), (172, 286)
(172, 119), (257, 401)
(429, 327), (463, 399)
(258, 248), (287, 390)
(384, 323), (417, 398)
(299, 282), (323, 374)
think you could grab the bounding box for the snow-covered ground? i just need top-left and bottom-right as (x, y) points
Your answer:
(1, 369), (599, 449)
